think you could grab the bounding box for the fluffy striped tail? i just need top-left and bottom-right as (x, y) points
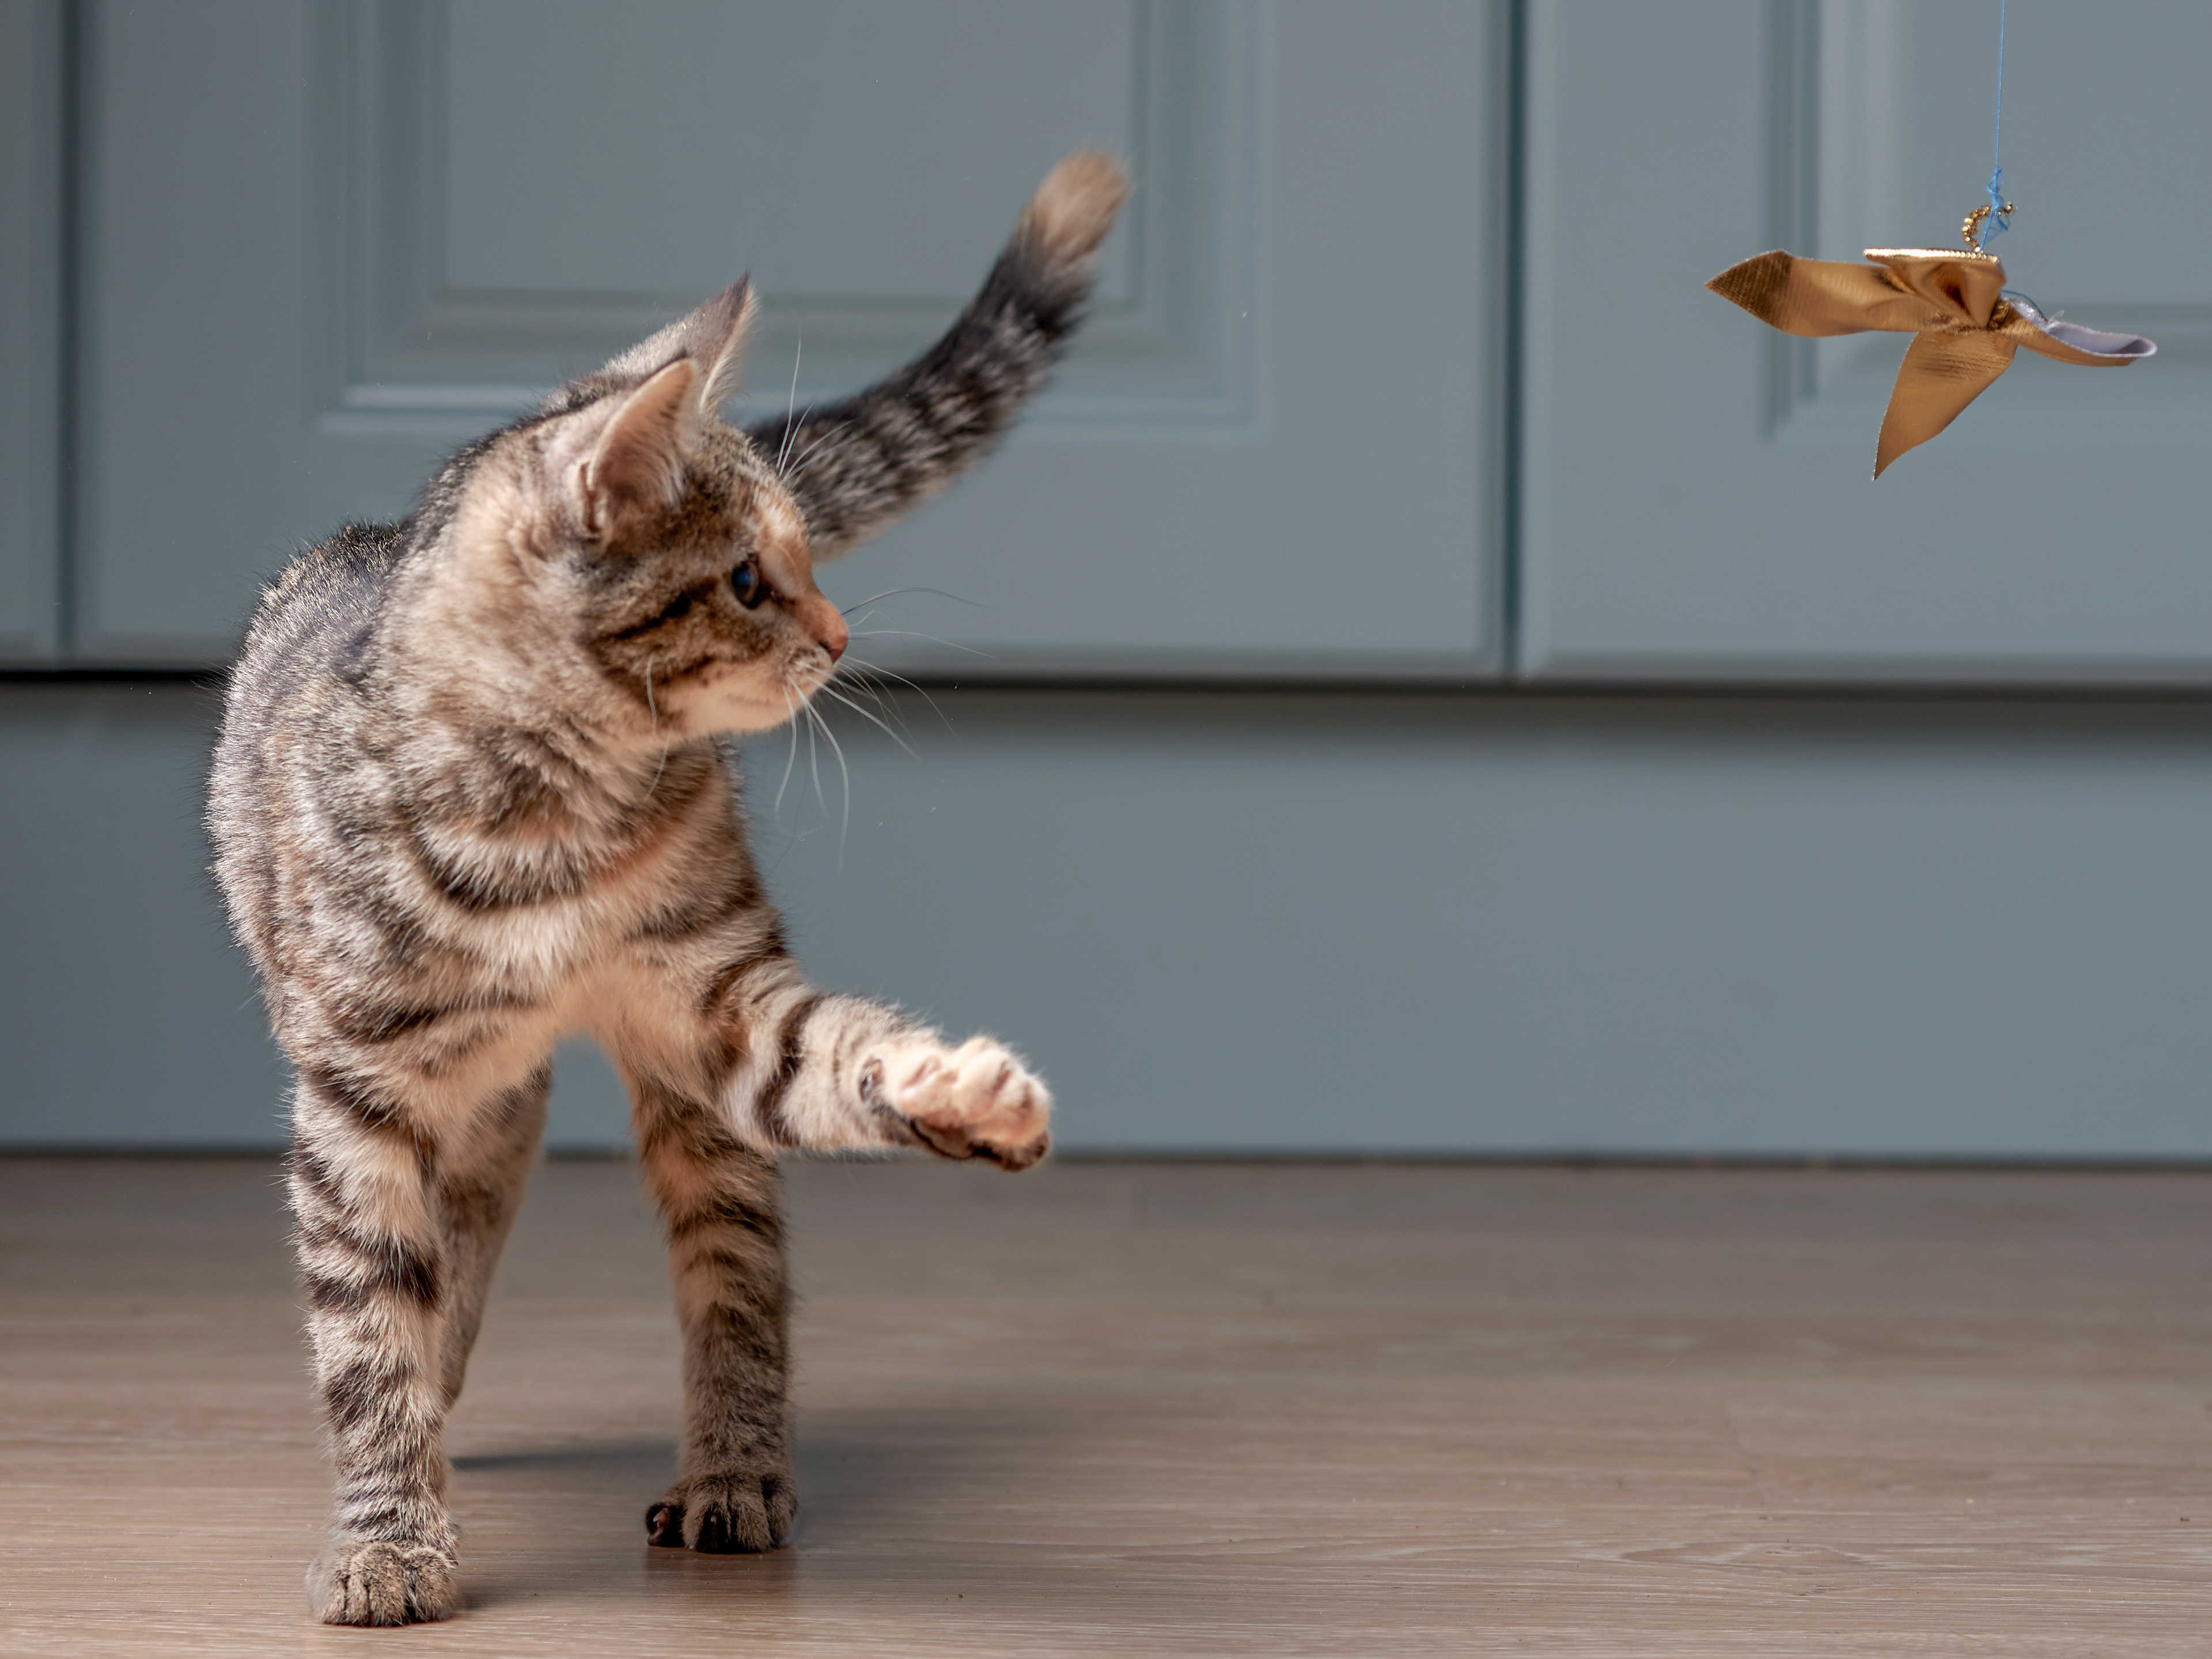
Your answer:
(748, 149), (1128, 559)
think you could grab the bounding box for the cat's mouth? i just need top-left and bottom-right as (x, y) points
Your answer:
(657, 655), (836, 737)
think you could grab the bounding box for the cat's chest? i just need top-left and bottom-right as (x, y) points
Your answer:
(424, 805), (738, 984)
(363, 741), (747, 1002)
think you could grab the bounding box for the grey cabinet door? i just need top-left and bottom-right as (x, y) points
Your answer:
(74, 0), (1509, 676)
(1521, 0), (2212, 681)
(0, 0), (63, 661)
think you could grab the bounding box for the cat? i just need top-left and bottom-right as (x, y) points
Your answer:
(208, 150), (1127, 1627)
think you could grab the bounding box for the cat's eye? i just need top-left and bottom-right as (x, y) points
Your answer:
(730, 559), (770, 609)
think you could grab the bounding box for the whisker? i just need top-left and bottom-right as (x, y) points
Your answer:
(827, 663), (901, 713)
(775, 339), (803, 472)
(844, 627), (997, 658)
(806, 703), (854, 863)
(804, 700), (826, 820)
(838, 654), (957, 735)
(774, 687), (801, 821)
(836, 586), (993, 615)
(787, 417), (850, 469)
(821, 665), (915, 741)
(814, 681), (923, 763)
(783, 420), (855, 484)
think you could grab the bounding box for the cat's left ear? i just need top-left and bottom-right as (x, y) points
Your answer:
(571, 357), (701, 533)
(601, 276), (756, 415)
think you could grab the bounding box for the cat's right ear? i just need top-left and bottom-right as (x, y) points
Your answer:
(600, 276), (756, 416)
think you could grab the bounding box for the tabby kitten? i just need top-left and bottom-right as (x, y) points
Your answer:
(209, 151), (1127, 1627)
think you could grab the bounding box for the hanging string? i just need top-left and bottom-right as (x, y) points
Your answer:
(1978, 0), (2011, 249)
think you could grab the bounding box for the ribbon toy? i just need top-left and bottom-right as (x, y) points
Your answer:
(1707, 238), (2156, 478)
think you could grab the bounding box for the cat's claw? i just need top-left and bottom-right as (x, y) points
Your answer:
(647, 1462), (797, 1552)
(308, 1537), (460, 1626)
(863, 1036), (1052, 1169)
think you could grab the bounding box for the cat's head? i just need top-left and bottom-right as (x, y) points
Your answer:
(415, 278), (844, 743)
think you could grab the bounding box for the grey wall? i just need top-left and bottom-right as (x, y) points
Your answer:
(5, 2), (2212, 1156)
(7, 680), (2210, 1157)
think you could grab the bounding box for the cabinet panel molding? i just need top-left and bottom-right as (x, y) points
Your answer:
(0, 0), (65, 660)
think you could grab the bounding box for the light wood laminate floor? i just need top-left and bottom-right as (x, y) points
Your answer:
(1, 1157), (2206, 1655)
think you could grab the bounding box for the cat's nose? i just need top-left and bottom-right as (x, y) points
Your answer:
(812, 601), (848, 663)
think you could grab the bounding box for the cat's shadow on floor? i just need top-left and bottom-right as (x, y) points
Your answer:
(451, 1405), (1095, 1617)
(451, 1438), (677, 1476)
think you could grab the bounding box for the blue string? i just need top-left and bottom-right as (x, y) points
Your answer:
(1982, 0), (2010, 248)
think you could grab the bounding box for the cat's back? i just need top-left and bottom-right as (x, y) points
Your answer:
(235, 521), (407, 699)
(209, 521), (408, 898)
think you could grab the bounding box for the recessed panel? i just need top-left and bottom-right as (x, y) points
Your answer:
(78, 0), (1504, 671)
(1521, 0), (2212, 681)
(346, 0), (1232, 425)
(1818, 1), (2212, 311)
(1805, 1), (2212, 423)
(443, 0), (1138, 307)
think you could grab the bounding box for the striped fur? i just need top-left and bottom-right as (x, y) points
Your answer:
(751, 149), (1128, 556)
(209, 152), (1124, 1626)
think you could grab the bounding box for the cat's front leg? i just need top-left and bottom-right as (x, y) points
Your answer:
(628, 1075), (797, 1554)
(721, 975), (1053, 1167)
(289, 1067), (464, 1626)
(709, 956), (1053, 1167)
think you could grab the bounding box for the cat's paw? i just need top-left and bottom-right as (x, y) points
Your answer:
(646, 1460), (798, 1554)
(307, 1538), (460, 1626)
(863, 1036), (1052, 1170)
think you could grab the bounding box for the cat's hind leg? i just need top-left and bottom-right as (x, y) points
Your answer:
(436, 1061), (551, 1408)
(626, 1072), (796, 1553)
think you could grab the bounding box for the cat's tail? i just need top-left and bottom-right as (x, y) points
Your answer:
(747, 149), (1128, 560)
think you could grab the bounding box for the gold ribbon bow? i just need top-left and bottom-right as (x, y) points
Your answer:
(1707, 248), (2156, 477)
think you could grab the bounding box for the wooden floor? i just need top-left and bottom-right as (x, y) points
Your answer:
(1, 1157), (2206, 1656)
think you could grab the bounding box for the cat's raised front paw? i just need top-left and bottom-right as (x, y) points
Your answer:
(646, 1461), (798, 1553)
(308, 1538), (459, 1626)
(863, 1036), (1052, 1170)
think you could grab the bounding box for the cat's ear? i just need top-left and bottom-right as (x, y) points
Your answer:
(574, 357), (700, 531)
(601, 276), (756, 415)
